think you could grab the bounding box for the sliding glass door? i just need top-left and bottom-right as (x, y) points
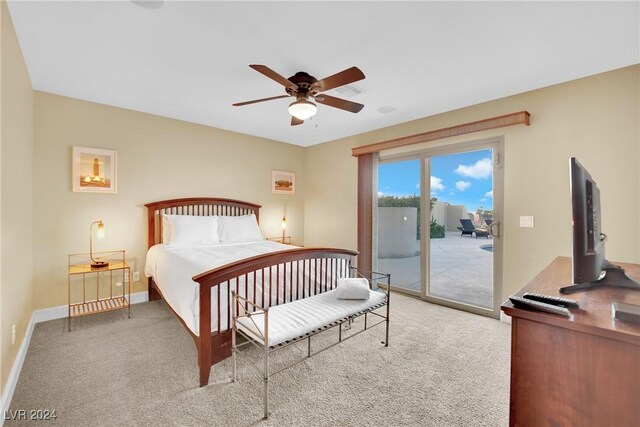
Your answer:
(376, 140), (503, 317)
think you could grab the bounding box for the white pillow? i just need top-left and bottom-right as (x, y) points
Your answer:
(162, 214), (220, 245)
(161, 215), (172, 243)
(218, 214), (264, 243)
(335, 278), (370, 300)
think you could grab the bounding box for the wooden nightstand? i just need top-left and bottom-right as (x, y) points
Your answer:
(67, 250), (131, 331)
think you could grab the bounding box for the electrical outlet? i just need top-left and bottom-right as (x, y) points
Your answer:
(12, 324), (16, 345)
(133, 271), (140, 282)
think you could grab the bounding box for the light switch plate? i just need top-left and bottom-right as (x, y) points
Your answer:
(519, 216), (534, 228)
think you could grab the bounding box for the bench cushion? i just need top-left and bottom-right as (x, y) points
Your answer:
(235, 289), (386, 347)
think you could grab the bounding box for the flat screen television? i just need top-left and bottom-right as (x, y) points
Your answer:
(559, 158), (640, 294)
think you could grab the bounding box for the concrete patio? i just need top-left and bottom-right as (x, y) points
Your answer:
(377, 231), (493, 309)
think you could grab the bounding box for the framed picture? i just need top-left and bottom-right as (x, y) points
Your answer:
(72, 146), (117, 193)
(271, 170), (295, 195)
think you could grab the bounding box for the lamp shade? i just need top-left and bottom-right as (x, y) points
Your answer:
(288, 99), (317, 120)
(96, 221), (105, 238)
(90, 220), (109, 268)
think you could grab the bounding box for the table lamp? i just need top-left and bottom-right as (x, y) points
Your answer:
(90, 220), (109, 269)
(281, 216), (286, 242)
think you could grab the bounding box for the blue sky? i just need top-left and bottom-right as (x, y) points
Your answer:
(378, 149), (493, 212)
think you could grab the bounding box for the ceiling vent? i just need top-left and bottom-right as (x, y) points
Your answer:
(334, 84), (363, 97)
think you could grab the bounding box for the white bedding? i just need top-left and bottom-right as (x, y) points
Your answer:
(145, 241), (347, 336)
(236, 288), (386, 347)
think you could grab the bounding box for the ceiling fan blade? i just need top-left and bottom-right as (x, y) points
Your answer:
(250, 65), (298, 89)
(315, 94), (364, 113)
(315, 66), (365, 92)
(233, 95), (290, 107)
(291, 116), (304, 126)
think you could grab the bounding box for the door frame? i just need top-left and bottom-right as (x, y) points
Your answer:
(378, 137), (504, 318)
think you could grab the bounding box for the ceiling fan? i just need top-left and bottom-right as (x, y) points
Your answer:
(233, 65), (366, 126)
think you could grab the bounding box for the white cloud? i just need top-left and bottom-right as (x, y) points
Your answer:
(378, 191), (384, 197)
(455, 181), (471, 191)
(485, 190), (493, 198)
(480, 197), (487, 202)
(455, 158), (492, 179)
(430, 176), (445, 191)
(416, 183), (420, 189)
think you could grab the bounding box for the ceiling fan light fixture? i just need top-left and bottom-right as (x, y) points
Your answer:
(288, 99), (317, 120)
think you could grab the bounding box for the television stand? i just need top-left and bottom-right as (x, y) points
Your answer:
(559, 260), (640, 294)
(502, 257), (640, 426)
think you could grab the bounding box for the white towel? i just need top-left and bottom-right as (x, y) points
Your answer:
(335, 278), (370, 300)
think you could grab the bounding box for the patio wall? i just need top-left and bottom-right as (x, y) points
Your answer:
(431, 201), (447, 229)
(378, 207), (418, 258)
(431, 201), (470, 232)
(446, 205), (470, 232)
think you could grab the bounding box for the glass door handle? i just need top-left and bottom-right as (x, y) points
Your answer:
(490, 222), (500, 238)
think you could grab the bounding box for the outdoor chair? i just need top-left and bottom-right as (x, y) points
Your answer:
(458, 218), (490, 239)
(458, 218), (475, 236)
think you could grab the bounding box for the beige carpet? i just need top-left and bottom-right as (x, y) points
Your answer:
(7, 293), (510, 426)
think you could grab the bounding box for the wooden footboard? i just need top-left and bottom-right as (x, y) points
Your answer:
(193, 247), (357, 386)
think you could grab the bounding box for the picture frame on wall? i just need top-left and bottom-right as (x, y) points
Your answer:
(72, 146), (117, 193)
(271, 170), (295, 195)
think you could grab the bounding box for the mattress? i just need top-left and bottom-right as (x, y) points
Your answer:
(145, 240), (294, 335)
(235, 289), (387, 347)
(145, 241), (348, 336)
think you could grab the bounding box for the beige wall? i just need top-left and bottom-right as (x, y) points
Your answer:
(1, 1), (35, 392)
(305, 65), (640, 300)
(32, 92), (305, 309)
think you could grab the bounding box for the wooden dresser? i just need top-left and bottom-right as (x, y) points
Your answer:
(501, 257), (640, 427)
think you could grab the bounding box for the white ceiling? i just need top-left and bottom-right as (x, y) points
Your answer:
(8, 1), (640, 147)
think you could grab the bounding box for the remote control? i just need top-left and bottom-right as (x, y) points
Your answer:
(523, 292), (580, 309)
(509, 296), (571, 317)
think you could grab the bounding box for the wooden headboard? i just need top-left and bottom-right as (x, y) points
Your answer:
(144, 197), (262, 249)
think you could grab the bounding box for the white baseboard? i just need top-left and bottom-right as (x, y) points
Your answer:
(500, 311), (512, 324)
(0, 312), (35, 426)
(0, 291), (149, 423)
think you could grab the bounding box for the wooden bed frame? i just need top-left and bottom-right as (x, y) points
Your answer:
(145, 197), (358, 386)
